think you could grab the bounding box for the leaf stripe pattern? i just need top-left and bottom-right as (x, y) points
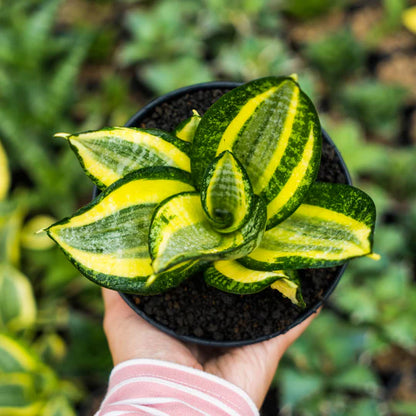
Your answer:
(201, 151), (254, 233)
(204, 260), (288, 294)
(215, 87), (279, 155)
(46, 167), (196, 293)
(59, 205), (153, 255)
(56, 127), (191, 189)
(149, 193), (267, 274)
(239, 183), (376, 270)
(252, 85), (299, 193)
(265, 123), (318, 228)
(191, 76), (321, 230)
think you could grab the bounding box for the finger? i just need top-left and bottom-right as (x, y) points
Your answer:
(102, 287), (137, 320)
(102, 288), (151, 364)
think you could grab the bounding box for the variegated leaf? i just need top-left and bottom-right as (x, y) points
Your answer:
(173, 109), (201, 143)
(204, 260), (289, 294)
(270, 271), (305, 307)
(191, 76), (322, 229)
(21, 216), (56, 250)
(149, 192), (267, 274)
(0, 264), (37, 331)
(46, 167), (198, 294)
(55, 127), (191, 189)
(0, 373), (43, 416)
(239, 183), (377, 270)
(0, 201), (23, 266)
(0, 334), (39, 374)
(200, 151), (254, 233)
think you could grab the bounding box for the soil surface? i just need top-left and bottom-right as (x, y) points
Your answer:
(125, 85), (349, 344)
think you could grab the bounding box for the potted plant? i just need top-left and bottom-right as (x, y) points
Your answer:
(46, 76), (378, 346)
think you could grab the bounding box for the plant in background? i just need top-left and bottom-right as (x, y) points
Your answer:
(46, 76), (377, 306)
(278, 311), (382, 414)
(304, 29), (365, 86)
(340, 80), (407, 140)
(0, 139), (82, 415)
(118, 0), (297, 94)
(0, 333), (81, 416)
(0, 0), (92, 216)
(281, 0), (345, 20)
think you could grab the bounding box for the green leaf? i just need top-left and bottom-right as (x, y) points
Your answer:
(322, 117), (389, 182)
(55, 128), (191, 189)
(46, 167), (196, 294)
(333, 275), (379, 323)
(215, 36), (294, 81)
(239, 182), (377, 270)
(119, 2), (202, 65)
(141, 57), (213, 96)
(149, 192), (266, 274)
(45, 32), (92, 120)
(200, 151), (254, 233)
(173, 109), (201, 143)
(0, 264), (36, 331)
(281, 0), (341, 19)
(383, 316), (416, 349)
(280, 369), (324, 407)
(331, 365), (379, 393)
(304, 29), (365, 83)
(23, 0), (62, 60)
(191, 76), (322, 229)
(341, 80), (406, 138)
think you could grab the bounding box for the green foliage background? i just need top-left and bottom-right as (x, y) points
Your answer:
(0, 0), (415, 414)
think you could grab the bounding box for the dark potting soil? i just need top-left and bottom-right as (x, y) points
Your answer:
(125, 85), (349, 344)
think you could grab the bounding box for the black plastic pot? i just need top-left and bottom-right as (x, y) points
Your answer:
(102, 81), (352, 347)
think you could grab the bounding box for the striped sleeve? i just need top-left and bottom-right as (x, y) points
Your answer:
(95, 358), (259, 416)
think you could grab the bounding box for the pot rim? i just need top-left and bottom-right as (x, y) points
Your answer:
(106, 80), (352, 347)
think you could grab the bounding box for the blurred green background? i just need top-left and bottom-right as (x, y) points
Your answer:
(0, 0), (415, 414)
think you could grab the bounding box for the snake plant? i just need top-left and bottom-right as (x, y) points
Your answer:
(46, 76), (378, 307)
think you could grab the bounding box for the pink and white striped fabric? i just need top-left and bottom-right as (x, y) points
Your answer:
(95, 358), (259, 416)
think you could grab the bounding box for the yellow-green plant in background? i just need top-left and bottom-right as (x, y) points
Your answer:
(0, 139), (81, 415)
(0, 265), (36, 332)
(0, 334), (79, 416)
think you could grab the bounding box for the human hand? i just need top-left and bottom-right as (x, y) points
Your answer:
(102, 288), (319, 409)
